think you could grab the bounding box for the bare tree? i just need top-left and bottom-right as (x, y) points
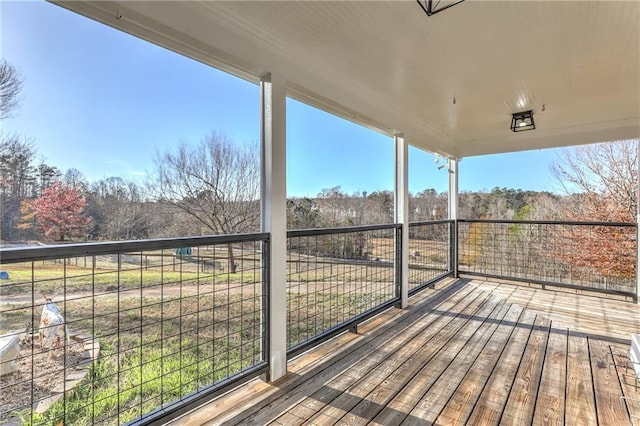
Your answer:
(552, 140), (638, 220)
(89, 176), (156, 240)
(364, 190), (394, 224)
(410, 188), (447, 221)
(149, 133), (260, 272)
(63, 168), (87, 192)
(0, 59), (23, 119)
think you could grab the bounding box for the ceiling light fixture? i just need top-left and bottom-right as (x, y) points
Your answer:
(417, 0), (465, 17)
(510, 110), (535, 132)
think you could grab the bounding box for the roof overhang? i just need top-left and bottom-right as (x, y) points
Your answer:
(53, 0), (640, 158)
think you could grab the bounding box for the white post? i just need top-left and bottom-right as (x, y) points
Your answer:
(448, 158), (459, 277)
(394, 135), (409, 308)
(260, 73), (287, 380)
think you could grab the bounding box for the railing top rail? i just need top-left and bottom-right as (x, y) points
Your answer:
(457, 219), (637, 227)
(287, 223), (401, 238)
(0, 232), (270, 264)
(409, 220), (454, 226)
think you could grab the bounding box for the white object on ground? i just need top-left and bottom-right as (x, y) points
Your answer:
(0, 333), (20, 376)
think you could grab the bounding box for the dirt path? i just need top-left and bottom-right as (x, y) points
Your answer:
(0, 284), (239, 306)
(1, 281), (394, 306)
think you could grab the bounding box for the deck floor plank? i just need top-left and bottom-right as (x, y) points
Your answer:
(297, 292), (500, 425)
(565, 329), (598, 426)
(246, 282), (481, 425)
(610, 343), (640, 424)
(589, 338), (629, 425)
(404, 302), (518, 424)
(532, 323), (568, 426)
(435, 305), (526, 426)
(365, 297), (505, 426)
(175, 278), (638, 426)
(195, 284), (456, 425)
(465, 309), (538, 426)
(500, 315), (551, 425)
(473, 280), (639, 341)
(220, 282), (474, 426)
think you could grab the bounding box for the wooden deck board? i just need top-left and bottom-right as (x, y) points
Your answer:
(611, 343), (640, 424)
(292, 292), (499, 424)
(565, 329), (598, 426)
(500, 315), (551, 425)
(262, 284), (485, 425)
(466, 309), (538, 426)
(174, 278), (639, 426)
(367, 297), (505, 426)
(435, 304), (526, 426)
(338, 301), (510, 425)
(589, 338), (629, 425)
(405, 302), (516, 424)
(471, 279), (640, 342)
(532, 323), (568, 426)
(202, 281), (466, 425)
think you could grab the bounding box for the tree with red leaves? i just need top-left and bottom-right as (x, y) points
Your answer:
(24, 182), (92, 241)
(552, 140), (637, 283)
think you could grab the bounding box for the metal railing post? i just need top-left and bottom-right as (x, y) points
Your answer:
(451, 220), (459, 278)
(261, 238), (271, 369)
(395, 226), (403, 302)
(448, 158), (459, 279)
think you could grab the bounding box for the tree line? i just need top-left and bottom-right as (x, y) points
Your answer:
(1, 58), (637, 246)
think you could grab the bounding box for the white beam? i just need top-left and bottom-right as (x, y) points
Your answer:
(448, 158), (459, 278)
(394, 135), (409, 309)
(260, 73), (287, 381)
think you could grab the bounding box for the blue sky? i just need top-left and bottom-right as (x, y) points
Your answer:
(1, 1), (561, 197)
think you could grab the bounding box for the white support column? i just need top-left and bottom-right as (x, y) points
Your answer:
(448, 158), (459, 277)
(260, 73), (287, 381)
(394, 135), (409, 309)
(448, 158), (459, 220)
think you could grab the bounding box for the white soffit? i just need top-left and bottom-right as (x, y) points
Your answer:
(53, 1), (640, 158)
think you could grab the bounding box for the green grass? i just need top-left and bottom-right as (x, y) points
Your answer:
(0, 264), (259, 296)
(286, 291), (394, 348)
(3, 288), (393, 425)
(4, 294), (262, 426)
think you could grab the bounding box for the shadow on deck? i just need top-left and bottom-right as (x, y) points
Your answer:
(175, 278), (640, 425)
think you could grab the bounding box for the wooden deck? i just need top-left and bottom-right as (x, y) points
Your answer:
(175, 278), (640, 425)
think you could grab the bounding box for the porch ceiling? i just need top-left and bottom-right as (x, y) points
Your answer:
(54, 1), (640, 158)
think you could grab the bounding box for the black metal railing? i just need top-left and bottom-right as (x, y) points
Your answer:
(0, 233), (269, 426)
(408, 220), (454, 294)
(457, 220), (637, 296)
(1, 218), (638, 425)
(286, 224), (401, 356)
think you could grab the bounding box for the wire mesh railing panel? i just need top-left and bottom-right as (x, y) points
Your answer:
(408, 221), (453, 292)
(458, 220), (637, 295)
(286, 224), (400, 351)
(0, 234), (268, 425)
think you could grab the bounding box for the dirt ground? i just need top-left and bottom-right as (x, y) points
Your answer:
(0, 336), (85, 421)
